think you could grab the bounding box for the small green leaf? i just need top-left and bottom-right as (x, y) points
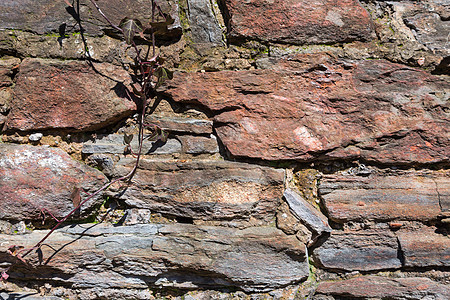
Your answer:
(123, 133), (134, 145)
(149, 14), (175, 30)
(119, 17), (143, 44)
(158, 129), (169, 143)
(154, 67), (173, 88)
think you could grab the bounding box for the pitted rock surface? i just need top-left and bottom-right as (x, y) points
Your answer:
(0, 143), (108, 221)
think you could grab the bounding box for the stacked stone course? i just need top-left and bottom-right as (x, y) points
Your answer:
(0, 0), (449, 299)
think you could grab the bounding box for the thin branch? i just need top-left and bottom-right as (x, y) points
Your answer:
(87, 0), (123, 32)
(5, 0), (170, 275)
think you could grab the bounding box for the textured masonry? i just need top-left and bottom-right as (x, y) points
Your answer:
(0, 0), (449, 299)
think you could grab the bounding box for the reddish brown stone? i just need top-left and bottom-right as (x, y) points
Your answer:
(166, 54), (450, 164)
(320, 172), (447, 222)
(108, 158), (284, 223)
(316, 276), (449, 299)
(313, 230), (401, 271)
(0, 143), (108, 221)
(223, 0), (373, 44)
(5, 58), (136, 132)
(398, 228), (450, 267)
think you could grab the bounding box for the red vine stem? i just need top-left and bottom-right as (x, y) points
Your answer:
(15, 0), (162, 262)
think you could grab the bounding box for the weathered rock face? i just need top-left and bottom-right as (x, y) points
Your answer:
(187, 0), (223, 45)
(1, 0), (449, 298)
(108, 159), (285, 223)
(0, 57), (19, 119)
(320, 171), (448, 223)
(0, 223), (308, 292)
(393, 0), (450, 56)
(316, 276), (450, 300)
(0, 0), (181, 39)
(313, 230), (402, 271)
(4, 58), (136, 132)
(398, 228), (450, 268)
(223, 0), (374, 44)
(0, 144), (108, 221)
(166, 54), (450, 164)
(283, 188), (331, 237)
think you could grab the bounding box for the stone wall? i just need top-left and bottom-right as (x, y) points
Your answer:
(0, 0), (449, 299)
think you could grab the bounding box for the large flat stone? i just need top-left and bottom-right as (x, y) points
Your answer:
(316, 276), (450, 300)
(5, 58), (136, 132)
(398, 228), (450, 268)
(108, 159), (285, 223)
(319, 171), (447, 223)
(0, 144), (108, 221)
(223, 0), (373, 44)
(313, 230), (401, 271)
(165, 54), (450, 164)
(0, 223), (308, 292)
(0, 0), (181, 39)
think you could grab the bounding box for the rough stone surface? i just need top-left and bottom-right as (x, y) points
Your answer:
(223, 0), (374, 44)
(108, 158), (285, 223)
(0, 223), (308, 292)
(313, 230), (402, 271)
(320, 171), (447, 222)
(166, 54), (450, 164)
(145, 115), (213, 134)
(398, 228), (450, 268)
(0, 0), (181, 39)
(283, 188), (331, 236)
(0, 57), (19, 114)
(5, 58), (136, 132)
(0, 143), (108, 221)
(1, 0), (450, 297)
(316, 276), (450, 300)
(187, 0), (223, 45)
(82, 134), (182, 155)
(395, 0), (450, 56)
(177, 134), (219, 154)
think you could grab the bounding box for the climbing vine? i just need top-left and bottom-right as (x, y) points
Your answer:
(1, 0), (173, 282)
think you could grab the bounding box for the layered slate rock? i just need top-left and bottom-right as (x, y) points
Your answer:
(0, 144), (108, 221)
(82, 134), (182, 155)
(108, 158), (284, 223)
(166, 54), (450, 164)
(145, 115), (213, 134)
(316, 276), (450, 300)
(0, 223), (308, 292)
(223, 0), (373, 44)
(313, 230), (402, 271)
(187, 0), (223, 45)
(398, 228), (450, 267)
(283, 188), (331, 236)
(0, 0), (181, 39)
(5, 58), (136, 132)
(319, 171), (447, 223)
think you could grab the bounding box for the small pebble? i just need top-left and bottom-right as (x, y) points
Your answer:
(28, 133), (43, 142)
